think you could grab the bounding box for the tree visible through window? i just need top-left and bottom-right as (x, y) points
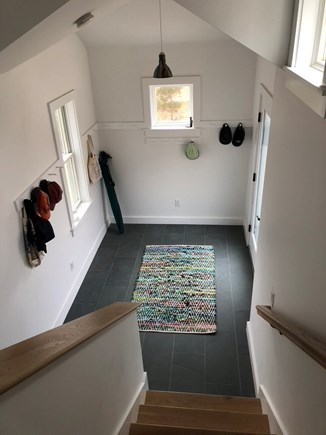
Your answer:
(155, 86), (190, 122)
(150, 83), (193, 128)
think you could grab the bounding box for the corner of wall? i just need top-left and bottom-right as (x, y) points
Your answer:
(247, 321), (288, 435)
(258, 385), (288, 435)
(117, 372), (148, 435)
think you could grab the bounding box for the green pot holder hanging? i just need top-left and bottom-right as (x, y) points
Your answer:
(185, 141), (199, 160)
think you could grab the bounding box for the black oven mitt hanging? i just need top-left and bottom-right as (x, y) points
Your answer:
(219, 123), (232, 145)
(232, 123), (245, 147)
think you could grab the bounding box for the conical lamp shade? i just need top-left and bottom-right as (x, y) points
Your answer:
(153, 52), (173, 78)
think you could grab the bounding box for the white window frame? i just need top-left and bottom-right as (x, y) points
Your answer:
(150, 83), (193, 129)
(284, 0), (326, 117)
(142, 76), (201, 131)
(48, 90), (91, 234)
(312, 0), (326, 70)
(288, 0), (326, 85)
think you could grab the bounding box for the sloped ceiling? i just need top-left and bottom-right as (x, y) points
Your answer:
(0, 0), (69, 51)
(0, 0), (130, 74)
(0, 0), (228, 74)
(78, 0), (228, 48)
(174, 0), (295, 66)
(0, 0), (295, 73)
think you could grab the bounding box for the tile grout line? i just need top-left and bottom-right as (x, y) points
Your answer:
(76, 225), (251, 396)
(94, 228), (125, 310)
(124, 230), (145, 302)
(168, 334), (176, 392)
(203, 226), (209, 391)
(226, 232), (243, 396)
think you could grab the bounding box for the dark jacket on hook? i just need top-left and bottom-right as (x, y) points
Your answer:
(23, 199), (55, 254)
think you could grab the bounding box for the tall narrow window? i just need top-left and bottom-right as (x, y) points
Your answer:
(54, 105), (81, 212)
(313, 0), (326, 69)
(49, 91), (91, 231)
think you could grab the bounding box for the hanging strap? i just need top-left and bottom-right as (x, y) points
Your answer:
(87, 134), (95, 157)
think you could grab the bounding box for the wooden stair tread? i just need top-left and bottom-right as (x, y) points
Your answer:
(130, 422), (274, 435)
(138, 405), (270, 434)
(145, 391), (262, 414)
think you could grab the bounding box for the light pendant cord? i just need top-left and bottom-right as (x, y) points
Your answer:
(159, 0), (163, 52)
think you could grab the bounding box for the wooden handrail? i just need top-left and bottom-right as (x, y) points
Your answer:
(256, 305), (326, 369)
(0, 302), (139, 395)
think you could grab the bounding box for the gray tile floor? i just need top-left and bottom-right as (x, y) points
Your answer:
(65, 224), (255, 397)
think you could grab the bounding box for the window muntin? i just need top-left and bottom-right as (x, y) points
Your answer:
(49, 91), (91, 232)
(150, 84), (193, 129)
(54, 105), (81, 212)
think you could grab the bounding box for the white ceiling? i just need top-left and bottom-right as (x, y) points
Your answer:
(77, 0), (229, 48)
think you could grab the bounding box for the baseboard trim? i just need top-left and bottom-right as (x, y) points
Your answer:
(246, 321), (260, 395)
(110, 215), (243, 225)
(52, 223), (107, 327)
(259, 385), (288, 435)
(247, 321), (287, 435)
(116, 372), (148, 435)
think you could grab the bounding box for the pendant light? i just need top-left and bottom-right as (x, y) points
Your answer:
(153, 0), (173, 78)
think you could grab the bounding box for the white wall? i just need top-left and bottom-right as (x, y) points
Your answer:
(174, 0), (294, 67)
(0, 0), (69, 51)
(0, 311), (147, 435)
(0, 0), (130, 74)
(0, 34), (106, 349)
(88, 41), (257, 224)
(248, 68), (326, 434)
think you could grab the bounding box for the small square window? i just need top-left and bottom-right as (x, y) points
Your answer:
(150, 84), (193, 129)
(142, 76), (200, 131)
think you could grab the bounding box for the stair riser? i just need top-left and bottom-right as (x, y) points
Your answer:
(145, 391), (262, 414)
(130, 423), (274, 435)
(138, 405), (270, 434)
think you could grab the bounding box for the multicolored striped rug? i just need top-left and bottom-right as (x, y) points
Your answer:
(132, 245), (216, 333)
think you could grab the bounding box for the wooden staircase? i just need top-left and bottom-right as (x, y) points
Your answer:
(130, 391), (273, 435)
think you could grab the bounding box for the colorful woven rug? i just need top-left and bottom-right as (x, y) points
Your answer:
(132, 245), (216, 333)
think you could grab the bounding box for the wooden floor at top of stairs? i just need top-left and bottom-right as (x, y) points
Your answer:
(145, 391), (262, 414)
(137, 405), (270, 434)
(130, 423), (274, 435)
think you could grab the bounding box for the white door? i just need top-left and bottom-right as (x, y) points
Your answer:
(249, 85), (273, 266)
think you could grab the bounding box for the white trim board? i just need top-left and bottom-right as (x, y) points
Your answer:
(109, 216), (243, 225)
(247, 321), (287, 435)
(14, 159), (61, 213)
(117, 372), (148, 435)
(259, 385), (288, 435)
(96, 120), (253, 130)
(246, 321), (260, 395)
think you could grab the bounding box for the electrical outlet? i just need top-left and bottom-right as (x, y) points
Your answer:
(175, 199), (180, 207)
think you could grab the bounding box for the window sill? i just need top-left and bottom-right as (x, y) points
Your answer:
(151, 125), (193, 130)
(145, 128), (200, 138)
(71, 201), (92, 235)
(144, 128), (201, 145)
(283, 66), (326, 118)
(284, 66), (326, 94)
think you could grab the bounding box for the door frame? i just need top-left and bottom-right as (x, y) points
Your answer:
(248, 83), (273, 267)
